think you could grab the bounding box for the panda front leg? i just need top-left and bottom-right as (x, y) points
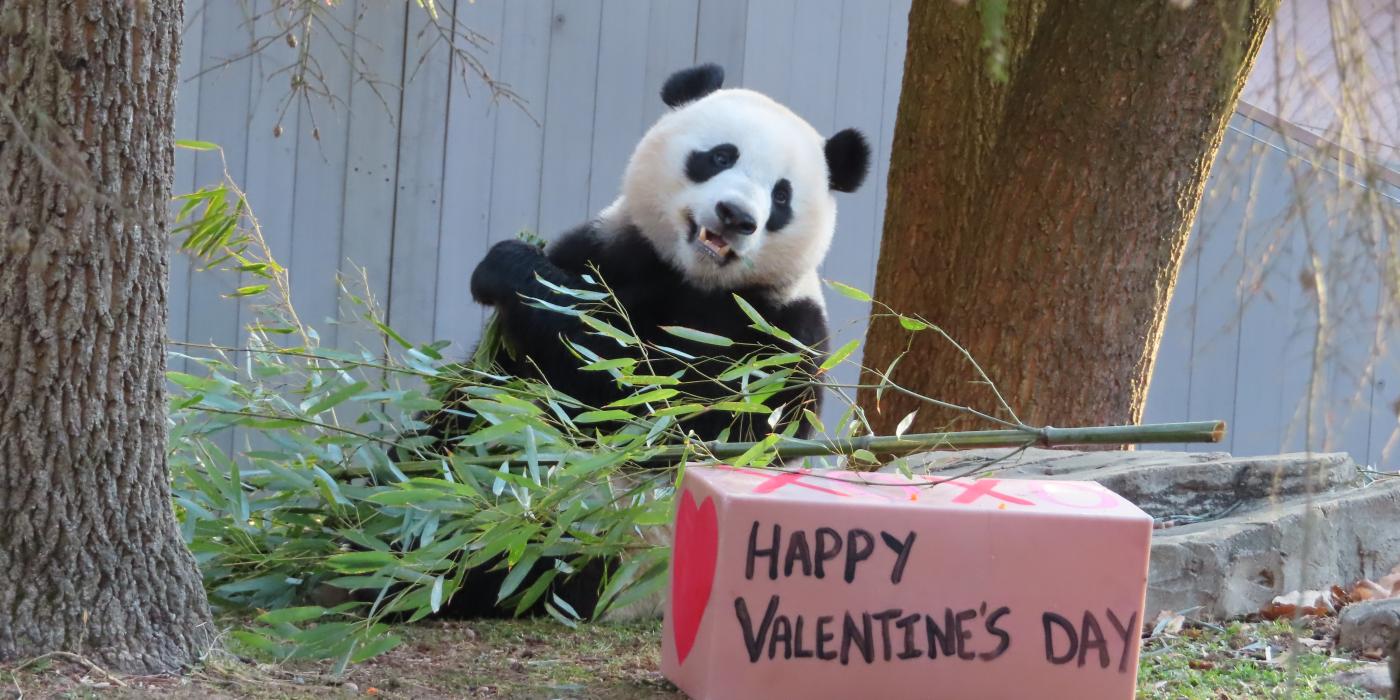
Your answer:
(469, 239), (619, 406)
(471, 239), (566, 306)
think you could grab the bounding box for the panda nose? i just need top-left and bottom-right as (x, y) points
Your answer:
(715, 201), (758, 235)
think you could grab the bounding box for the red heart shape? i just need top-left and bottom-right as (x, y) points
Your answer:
(671, 490), (718, 665)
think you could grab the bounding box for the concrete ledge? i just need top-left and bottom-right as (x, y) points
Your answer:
(894, 449), (1400, 620)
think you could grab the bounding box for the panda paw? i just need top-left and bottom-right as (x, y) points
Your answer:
(470, 239), (544, 306)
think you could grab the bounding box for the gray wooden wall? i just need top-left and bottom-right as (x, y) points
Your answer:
(170, 0), (1399, 467)
(1143, 116), (1400, 467)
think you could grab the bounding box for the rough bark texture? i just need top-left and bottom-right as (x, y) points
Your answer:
(859, 0), (1276, 434)
(0, 0), (213, 673)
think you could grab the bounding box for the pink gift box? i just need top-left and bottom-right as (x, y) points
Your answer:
(660, 465), (1153, 700)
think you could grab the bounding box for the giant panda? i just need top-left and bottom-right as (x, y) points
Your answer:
(467, 63), (871, 443)
(403, 64), (871, 620)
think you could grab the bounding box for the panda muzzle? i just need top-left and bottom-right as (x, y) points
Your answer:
(715, 201), (757, 236)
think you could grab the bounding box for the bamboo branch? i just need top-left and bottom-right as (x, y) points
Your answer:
(656, 420), (1227, 464)
(380, 420), (1227, 473)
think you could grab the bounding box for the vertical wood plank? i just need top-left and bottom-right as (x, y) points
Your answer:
(485, 2), (554, 249)
(1371, 279), (1399, 469)
(536, 1), (605, 237)
(337, 0), (407, 355)
(1142, 214), (1200, 450)
(1224, 128), (1296, 457)
(586, 0), (652, 215)
(187, 0), (257, 457)
(1242, 119), (1323, 456)
(739, 0), (795, 103)
(238, 0), (302, 342)
(186, 0), (255, 353)
(695, 0), (748, 83)
(823, 0), (910, 429)
(286, 1), (357, 353)
(1317, 183), (1383, 461)
(875, 0), (912, 242)
(1372, 369), (1399, 469)
(785, 0), (842, 133)
(1370, 182), (1400, 470)
(433, 0), (508, 353)
(821, 0), (893, 428)
(1182, 118), (1253, 454)
(168, 0), (207, 369)
(387, 3), (456, 344)
(640, 0), (699, 127)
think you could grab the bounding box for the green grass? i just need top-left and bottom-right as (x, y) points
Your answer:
(1136, 619), (1372, 699)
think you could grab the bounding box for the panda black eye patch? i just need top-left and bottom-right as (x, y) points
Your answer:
(685, 144), (740, 183)
(767, 179), (793, 232)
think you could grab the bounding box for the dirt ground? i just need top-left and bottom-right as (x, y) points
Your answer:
(0, 616), (1384, 699)
(2, 619), (676, 700)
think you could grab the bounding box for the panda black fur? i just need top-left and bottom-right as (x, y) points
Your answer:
(468, 64), (871, 443)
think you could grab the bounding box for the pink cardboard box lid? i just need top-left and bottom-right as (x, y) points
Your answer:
(660, 466), (1153, 700)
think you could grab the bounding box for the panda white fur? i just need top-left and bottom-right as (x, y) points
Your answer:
(469, 64), (871, 443)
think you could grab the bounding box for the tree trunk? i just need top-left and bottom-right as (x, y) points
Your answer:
(859, 0), (1276, 434)
(0, 0), (213, 673)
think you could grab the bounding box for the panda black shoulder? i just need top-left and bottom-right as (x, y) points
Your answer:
(771, 295), (830, 354)
(545, 222), (605, 273)
(547, 222), (663, 282)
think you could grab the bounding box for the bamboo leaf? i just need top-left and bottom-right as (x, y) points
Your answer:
(304, 381), (369, 416)
(514, 569), (560, 616)
(454, 418), (526, 448)
(825, 280), (873, 303)
(349, 634), (402, 664)
(326, 551), (397, 573)
(731, 294), (774, 331)
(256, 606), (327, 625)
(895, 410), (918, 438)
(496, 551), (540, 602)
(898, 315), (929, 332)
(617, 374), (680, 386)
(430, 576), (445, 613)
(661, 325), (735, 347)
(580, 357), (636, 372)
(730, 434), (781, 467)
(711, 401), (772, 414)
(534, 274), (609, 301)
(574, 409), (634, 424)
(228, 284), (269, 298)
(607, 388), (678, 408)
(819, 339), (860, 373)
(580, 314), (638, 346)
(374, 321), (412, 349)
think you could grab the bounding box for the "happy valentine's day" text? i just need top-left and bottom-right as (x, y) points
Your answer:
(736, 522), (1139, 671)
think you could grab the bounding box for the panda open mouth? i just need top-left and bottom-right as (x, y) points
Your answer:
(698, 227), (732, 258)
(685, 212), (736, 263)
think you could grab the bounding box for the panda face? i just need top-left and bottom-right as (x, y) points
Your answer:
(612, 89), (841, 293)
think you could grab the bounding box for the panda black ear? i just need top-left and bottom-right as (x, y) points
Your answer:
(661, 64), (725, 108)
(825, 129), (871, 193)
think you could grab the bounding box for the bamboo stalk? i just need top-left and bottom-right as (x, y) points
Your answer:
(382, 420), (1226, 472)
(644, 419), (1226, 464)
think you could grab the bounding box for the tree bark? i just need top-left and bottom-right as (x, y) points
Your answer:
(859, 0), (1276, 434)
(0, 0), (213, 673)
